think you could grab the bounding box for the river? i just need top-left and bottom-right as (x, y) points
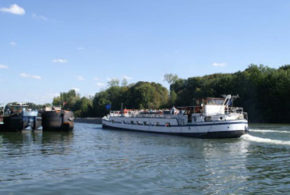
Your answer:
(0, 123), (289, 194)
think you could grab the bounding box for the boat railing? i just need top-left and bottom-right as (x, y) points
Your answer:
(225, 107), (243, 114)
(110, 113), (177, 119)
(131, 114), (177, 119)
(109, 106), (245, 118)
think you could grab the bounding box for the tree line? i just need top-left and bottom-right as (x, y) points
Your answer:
(170, 64), (290, 123)
(52, 81), (168, 118)
(50, 64), (290, 123)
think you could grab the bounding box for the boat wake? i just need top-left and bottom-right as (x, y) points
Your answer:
(242, 134), (290, 146)
(250, 129), (290, 134)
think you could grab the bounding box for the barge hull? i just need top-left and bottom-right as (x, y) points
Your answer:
(42, 111), (74, 131)
(2, 115), (24, 131)
(102, 122), (246, 139)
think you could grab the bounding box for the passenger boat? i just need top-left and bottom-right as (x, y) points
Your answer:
(41, 107), (74, 131)
(102, 95), (248, 138)
(1, 103), (41, 131)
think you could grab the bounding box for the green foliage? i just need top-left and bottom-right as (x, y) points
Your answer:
(92, 82), (168, 116)
(52, 89), (93, 117)
(170, 64), (290, 123)
(168, 90), (177, 107)
(53, 89), (80, 110)
(74, 97), (93, 117)
(121, 78), (128, 86)
(50, 64), (290, 122)
(164, 73), (179, 85)
(125, 82), (168, 109)
(107, 79), (120, 87)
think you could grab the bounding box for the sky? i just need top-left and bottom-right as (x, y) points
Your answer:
(1, 0), (290, 104)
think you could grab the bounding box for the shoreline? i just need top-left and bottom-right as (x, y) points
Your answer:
(75, 117), (102, 124)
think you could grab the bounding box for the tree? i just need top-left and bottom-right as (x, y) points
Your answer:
(169, 64), (290, 123)
(92, 85), (129, 116)
(121, 78), (128, 86)
(107, 79), (120, 87)
(52, 89), (80, 110)
(168, 90), (177, 107)
(126, 82), (168, 109)
(74, 97), (93, 117)
(164, 73), (179, 85)
(49, 64), (290, 122)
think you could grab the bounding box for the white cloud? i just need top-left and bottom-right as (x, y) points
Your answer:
(96, 82), (105, 88)
(212, 62), (227, 67)
(31, 75), (41, 80)
(32, 13), (47, 21)
(20, 73), (41, 80)
(93, 77), (99, 81)
(76, 75), (85, 81)
(0, 64), (8, 69)
(20, 73), (29, 78)
(52, 58), (67, 63)
(0, 4), (25, 15)
(9, 41), (16, 46)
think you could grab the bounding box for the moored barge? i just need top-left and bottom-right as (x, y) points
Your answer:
(42, 107), (74, 131)
(1, 103), (41, 131)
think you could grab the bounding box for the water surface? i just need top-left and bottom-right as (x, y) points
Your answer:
(0, 123), (289, 194)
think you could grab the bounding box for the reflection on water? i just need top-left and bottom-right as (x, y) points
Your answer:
(0, 130), (73, 144)
(0, 130), (74, 155)
(200, 140), (250, 194)
(0, 123), (289, 194)
(98, 128), (252, 194)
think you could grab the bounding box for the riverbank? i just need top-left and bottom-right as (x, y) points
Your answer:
(75, 117), (102, 124)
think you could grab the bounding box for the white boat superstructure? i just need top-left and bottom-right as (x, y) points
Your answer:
(102, 95), (248, 138)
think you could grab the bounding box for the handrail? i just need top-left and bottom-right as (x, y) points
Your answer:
(109, 106), (245, 118)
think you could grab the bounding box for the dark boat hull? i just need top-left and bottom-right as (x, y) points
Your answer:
(42, 111), (74, 131)
(0, 114), (41, 131)
(2, 114), (24, 131)
(102, 123), (246, 139)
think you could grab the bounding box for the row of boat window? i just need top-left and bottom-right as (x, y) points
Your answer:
(110, 120), (171, 127)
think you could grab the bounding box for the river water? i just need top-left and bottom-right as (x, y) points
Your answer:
(0, 123), (289, 194)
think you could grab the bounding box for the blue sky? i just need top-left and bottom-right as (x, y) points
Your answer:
(1, 0), (290, 104)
